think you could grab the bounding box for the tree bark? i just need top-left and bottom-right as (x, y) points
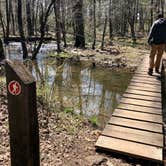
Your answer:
(54, 0), (61, 53)
(109, 0), (113, 45)
(151, 0), (153, 26)
(161, 0), (164, 16)
(92, 0), (96, 50)
(101, 15), (107, 50)
(61, 0), (67, 47)
(0, 38), (5, 60)
(73, 0), (85, 48)
(9, 0), (15, 35)
(17, 0), (28, 59)
(5, 0), (10, 44)
(26, 0), (34, 36)
(127, 0), (136, 43)
(0, 10), (6, 39)
(32, 0), (55, 59)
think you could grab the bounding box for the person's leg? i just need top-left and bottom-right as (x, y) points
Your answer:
(148, 45), (157, 75)
(155, 44), (165, 72)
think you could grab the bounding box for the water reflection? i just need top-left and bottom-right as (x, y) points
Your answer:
(26, 58), (132, 129)
(4, 44), (132, 128)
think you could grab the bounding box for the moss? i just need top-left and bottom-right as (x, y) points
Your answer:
(64, 107), (74, 114)
(89, 116), (99, 127)
(48, 52), (72, 58)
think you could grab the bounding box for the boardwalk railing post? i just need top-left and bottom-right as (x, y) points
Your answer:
(5, 60), (40, 166)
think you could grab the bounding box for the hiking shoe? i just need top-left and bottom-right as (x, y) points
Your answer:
(148, 68), (153, 75)
(155, 68), (160, 74)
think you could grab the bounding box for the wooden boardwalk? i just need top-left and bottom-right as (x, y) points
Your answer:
(95, 56), (164, 163)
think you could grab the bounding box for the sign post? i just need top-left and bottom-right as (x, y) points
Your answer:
(6, 60), (40, 166)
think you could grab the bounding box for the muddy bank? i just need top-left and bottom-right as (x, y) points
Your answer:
(61, 45), (149, 72)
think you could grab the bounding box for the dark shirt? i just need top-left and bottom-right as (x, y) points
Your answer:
(148, 18), (166, 44)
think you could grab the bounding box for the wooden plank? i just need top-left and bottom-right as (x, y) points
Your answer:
(113, 109), (162, 124)
(130, 81), (161, 88)
(123, 93), (161, 102)
(135, 71), (150, 74)
(95, 136), (163, 162)
(128, 85), (161, 93)
(131, 78), (161, 85)
(129, 82), (161, 91)
(118, 103), (162, 115)
(126, 88), (161, 97)
(134, 73), (161, 79)
(102, 124), (163, 147)
(132, 76), (161, 83)
(121, 98), (162, 109)
(109, 116), (163, 133)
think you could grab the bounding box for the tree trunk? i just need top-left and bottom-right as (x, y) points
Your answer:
(101, 15), (107, 50)
(0, 38), (5, 60)
(97, 0), (102, 27)
(109, 0), (113, 45)
(32, 0), (55, 59)
(5, 0), (10, 44)
(9, 0), (15, 35)
(92, 0), (96, 50)
(0, 11), (6, 39)
(129, 21), (136, 43)
(151, 0), (153, 26)
(26, 0), (33, 36)
(161, 0), (164, 16)
(73, 0), (85, 48)
(54, 0), (61, 53)
(61, 0), (67, 47)
(139, 5), (144, 32)
(127, 0), (136, 43)
(17, 0), (28, 59)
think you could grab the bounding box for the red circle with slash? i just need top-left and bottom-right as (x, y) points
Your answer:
(8, 81), (21, 96)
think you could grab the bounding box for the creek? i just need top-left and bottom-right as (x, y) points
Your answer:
(2, 43), (132, 128)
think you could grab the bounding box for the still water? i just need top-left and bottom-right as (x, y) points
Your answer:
(4, 43), (132, 128)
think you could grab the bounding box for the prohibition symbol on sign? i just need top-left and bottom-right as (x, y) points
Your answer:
(8, 81), (21, 96)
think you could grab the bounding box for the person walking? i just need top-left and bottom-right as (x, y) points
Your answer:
(148, 14), (166, 75)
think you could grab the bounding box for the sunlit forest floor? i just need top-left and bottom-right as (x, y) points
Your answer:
(0, 37), (160, 166)
(52, 37), (150, 72)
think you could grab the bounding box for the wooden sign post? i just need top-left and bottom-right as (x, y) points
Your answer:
(5, 60), (40, 166)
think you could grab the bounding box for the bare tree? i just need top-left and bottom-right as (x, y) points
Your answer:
(32, 0), (56, 59)
(0, 38), (5, 60)
(127, 0), (136, 43)
(92, 0), (96, 49)
(17, 0), (28, 59)
(73, 0), (85, 48)
(54, 0), (61, 53)
(61, 0), (67, 47)
(109, 0), (113, 45)
(26, 0), (34, 36)
(5, 0), (10, 43)
(101, 13), (107, 50)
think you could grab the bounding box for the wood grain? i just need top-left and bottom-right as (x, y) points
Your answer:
(103, 124), (163, 147)
(123, 93), (161, 102)
(126, 88), (161, 97)
(96, 136), (163, 162)
(118, 103), (162, 115)
(113, 109), (162, 124)
(109, 116), (163, 133)
(120, 98), (161, 109)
